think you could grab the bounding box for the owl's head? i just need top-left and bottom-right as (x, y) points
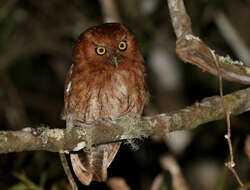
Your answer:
(73, 23), (144, 70)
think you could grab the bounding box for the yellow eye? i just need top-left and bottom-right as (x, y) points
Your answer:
(95, 47), (106, 56)
(118, 41), (127, 51)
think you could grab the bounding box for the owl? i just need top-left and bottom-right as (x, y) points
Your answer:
(62, 23), (149, 185)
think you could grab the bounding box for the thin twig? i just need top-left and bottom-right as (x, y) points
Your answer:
(225, 162), (245, 188)
(218, 63), (244, 188)
(225, 112), (234, 165)
(211, 45), (245, 188)
(224, 112), (245, 187)
(59, 153), (78, 190)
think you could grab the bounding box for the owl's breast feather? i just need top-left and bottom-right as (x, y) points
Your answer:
(69, 69), (147, 123)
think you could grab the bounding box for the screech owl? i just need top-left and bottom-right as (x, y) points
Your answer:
(62, 23), (149, 185)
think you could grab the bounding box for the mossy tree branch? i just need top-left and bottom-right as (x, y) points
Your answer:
(0, 87), (250, 154)
(1, 0), (250, 157)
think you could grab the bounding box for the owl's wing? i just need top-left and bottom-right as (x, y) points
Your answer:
(61, 64), (74, 120)
(70, 142), (121, 185)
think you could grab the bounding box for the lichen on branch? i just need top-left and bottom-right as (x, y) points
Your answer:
(0, 87), (250, 154)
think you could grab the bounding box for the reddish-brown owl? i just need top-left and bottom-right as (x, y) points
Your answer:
(62, 23), (149, 185)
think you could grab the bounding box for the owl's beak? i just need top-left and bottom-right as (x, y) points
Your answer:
(112, 56), (119, 67)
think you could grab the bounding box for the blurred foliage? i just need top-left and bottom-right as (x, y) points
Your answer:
(0, 0), (250, 190)
(159, 171), (172, 190)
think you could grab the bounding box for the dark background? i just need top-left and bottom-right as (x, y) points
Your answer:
(0, 0), (250, 189)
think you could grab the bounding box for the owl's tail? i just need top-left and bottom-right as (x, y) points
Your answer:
(70, 142), (121, 185)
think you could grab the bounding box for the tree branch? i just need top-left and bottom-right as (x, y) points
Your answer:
(0, 87), (250, 154)
(168, 0), (250, 85)
(98, 0), (121, 23)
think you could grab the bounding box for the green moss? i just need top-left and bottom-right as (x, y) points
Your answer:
(82, 127), (93, 151)
(218, 55), (244, 66)
(118, 115), (148, 151)
(36, 126), (50, 146)
(224, 94), (238, 111)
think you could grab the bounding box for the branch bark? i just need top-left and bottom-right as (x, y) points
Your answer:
(168, 0), (250, 85)
(98, 0), (121, 23)
(0, 87), (250, 154)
